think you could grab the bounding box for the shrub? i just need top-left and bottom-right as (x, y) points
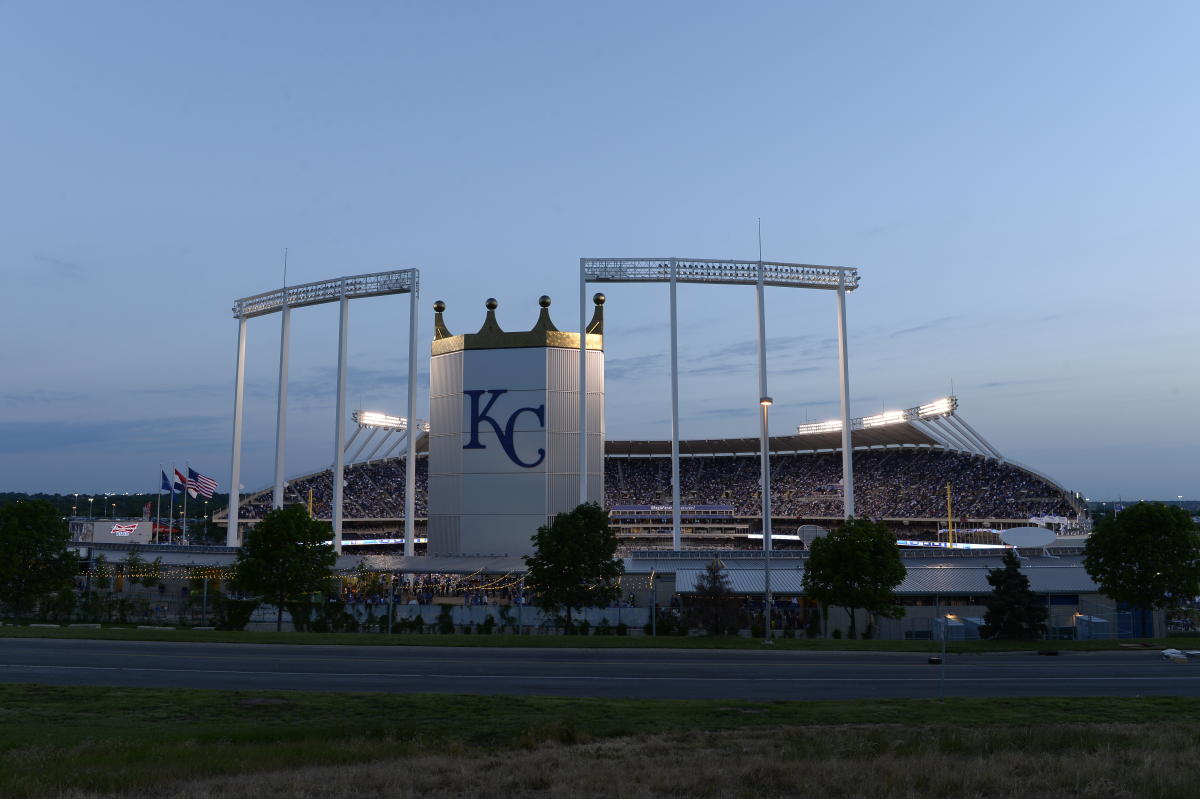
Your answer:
(595, 619), (612, 636)
(480, 615), (496, 635)
(616, 622), (628, 636)
(215, 598), (259, 631)
(832, 628), (843, 639)
(436, 604), (455, 635)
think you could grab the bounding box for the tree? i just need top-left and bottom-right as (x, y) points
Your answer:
(688, 558), (738, 636)
(523, 502), (623, 629)
(1084, 502), (1200, 612)
(980, 550), (1047, 639)
(801, 517), (906, 639)
(0, 500), (78, 623)
(230, 506), (337, 631)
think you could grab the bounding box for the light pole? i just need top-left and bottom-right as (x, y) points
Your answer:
(73, 493), (79, 517)
(88, 497), (94, 518)
(760, 395), (774, 645)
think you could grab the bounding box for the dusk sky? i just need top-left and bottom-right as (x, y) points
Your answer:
(1, 2), (1196, 501)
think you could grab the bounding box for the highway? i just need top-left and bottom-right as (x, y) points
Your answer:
(2, 638), (1197, 700)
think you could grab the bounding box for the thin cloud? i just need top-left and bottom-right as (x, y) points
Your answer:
(891, 316), (959, 337)
(0, 416), (226, 455)
(33, 254), (85, 279)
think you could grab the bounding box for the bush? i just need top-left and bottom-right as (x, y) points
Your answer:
(595, 619), (613, 636)
(577, 619), (591, 636)
(215, 598), (259, 631)
(832, 628), (842, 639)
(616, 622), (628, 636)
(436, 604), (455, 635)
(479, 615), (496, 635)
(805, 613), (821, 639)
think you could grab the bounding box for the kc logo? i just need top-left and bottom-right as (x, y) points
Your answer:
(463, 389), (546, 468)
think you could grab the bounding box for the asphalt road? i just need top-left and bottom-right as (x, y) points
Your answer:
(1, 638), (1197, 700)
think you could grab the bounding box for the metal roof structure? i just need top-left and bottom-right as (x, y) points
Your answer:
(671, 553), (1098, 596)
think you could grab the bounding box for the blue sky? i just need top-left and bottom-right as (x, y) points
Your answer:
(1, 1), (1196, 500)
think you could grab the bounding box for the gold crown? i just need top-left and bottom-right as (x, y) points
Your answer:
(431, 294), (604, 356)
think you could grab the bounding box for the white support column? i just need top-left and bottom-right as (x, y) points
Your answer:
(331, 290), (349, 554)
(755, 257), (773, 643)
(227, 316), (247, 547)
(835, 272), (855, 518)
(578, 259), (588, 504)
(755, 259), (770, 548)
(404, 287), (419, 558)
(669, 259), (681, 551)
(273, 303), (291, 509)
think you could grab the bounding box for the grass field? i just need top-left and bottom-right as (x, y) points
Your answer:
(4, 685), (1200, 798)
(0, 624), (1185, 653)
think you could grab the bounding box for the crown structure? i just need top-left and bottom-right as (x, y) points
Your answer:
(426, 294), (606, 557)
(431, 294), (604, 356)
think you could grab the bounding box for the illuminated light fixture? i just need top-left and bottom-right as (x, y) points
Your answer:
(796, 395), (958, 435)
(861, 409), (905, 428)
(795, 419), (843, 434)
(354, 411), (407, 430)
(760, 396), (773, 407)
(918, 396), (955, 418)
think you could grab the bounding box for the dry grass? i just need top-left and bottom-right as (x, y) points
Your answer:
(60, 723), (1200, 799)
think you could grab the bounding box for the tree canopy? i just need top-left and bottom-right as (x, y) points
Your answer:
(801, 517), (906, 638)
(230, 506), (337, 631)
(523, 502), (623, 628)
(1083, 502), (1200, 610)
(688, 558), (738, 636)
(0, 500), (78, 622)
(980, 550), (1047, 639)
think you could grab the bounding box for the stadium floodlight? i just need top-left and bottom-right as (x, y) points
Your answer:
(580, 257), (862, 547)
(354, 411), (406, 430)
(228, 268), (421, 557)
(797, 396), (960, 435)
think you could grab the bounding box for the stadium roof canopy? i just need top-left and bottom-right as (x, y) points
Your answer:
(607, 396), (1004, 458)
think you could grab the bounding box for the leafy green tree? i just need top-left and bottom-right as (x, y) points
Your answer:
(0, 500), (78, 623)
(980, 550), (1047, 639)
(1084, 502), (1200, 611)
(801, 517), (906, 639)
(230, 506), (337, 631)
(524, 502), (623, 629)
(687, 558), (738, 636)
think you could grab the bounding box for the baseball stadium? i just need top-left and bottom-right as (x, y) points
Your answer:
(73, 260), (1140, 640)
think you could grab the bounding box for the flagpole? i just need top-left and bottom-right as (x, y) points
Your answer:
(168, 463), (176, 546)
(156, 464), (163, 544)
(182, 463), (190, 543)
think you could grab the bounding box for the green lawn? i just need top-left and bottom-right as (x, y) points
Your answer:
(0, 623), (1185, 652)
(2, 685), (1200, 798)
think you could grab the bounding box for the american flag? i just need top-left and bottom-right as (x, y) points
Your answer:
(188, 467), (217, 499)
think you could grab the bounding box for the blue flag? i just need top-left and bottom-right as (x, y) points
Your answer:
(161, 470), (178, 494)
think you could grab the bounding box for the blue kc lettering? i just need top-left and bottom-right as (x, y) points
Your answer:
(463, 389), (546, 468)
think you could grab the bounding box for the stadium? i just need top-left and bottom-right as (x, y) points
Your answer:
(216, 393), (1084, 554)
(75, 261), (1141, 641)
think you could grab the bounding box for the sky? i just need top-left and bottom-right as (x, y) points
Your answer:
(1, 1), (1196, 501)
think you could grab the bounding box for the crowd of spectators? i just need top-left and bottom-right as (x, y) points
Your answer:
(237, 448), (1075, 522)
(239, 459), (429, 520)
(609, 449), (1076, 519)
